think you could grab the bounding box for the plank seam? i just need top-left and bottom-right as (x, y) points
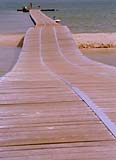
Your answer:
(72, 86), (116, 138)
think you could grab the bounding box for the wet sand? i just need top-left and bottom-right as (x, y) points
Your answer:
(81, 48), (116, 67)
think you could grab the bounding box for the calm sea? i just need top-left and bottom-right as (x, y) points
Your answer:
(0, 0), (116, 33)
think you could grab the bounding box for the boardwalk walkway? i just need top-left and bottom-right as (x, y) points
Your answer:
(0, 9), (116, 159)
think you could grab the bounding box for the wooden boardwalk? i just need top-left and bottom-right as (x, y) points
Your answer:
(0, 9), (116, 159)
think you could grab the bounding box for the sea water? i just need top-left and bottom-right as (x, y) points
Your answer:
(0, 0), (116, 33)
(81, 48), (116, 67)
(0, 47), (21, 76)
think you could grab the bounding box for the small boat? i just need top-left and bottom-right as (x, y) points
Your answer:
(53, 16), (61, 23)
(55, 19), (61, 23)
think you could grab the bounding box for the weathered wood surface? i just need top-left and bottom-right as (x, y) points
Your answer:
(30, 9), (57, 26)
(0, 9), (116, 159)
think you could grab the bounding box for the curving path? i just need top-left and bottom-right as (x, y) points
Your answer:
(0, 9), (116, 159)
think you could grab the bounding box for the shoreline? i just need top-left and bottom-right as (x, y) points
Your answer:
(0, 32), (116, 49)
(0, 33), (24, 47)
(73, 33), (116, 49)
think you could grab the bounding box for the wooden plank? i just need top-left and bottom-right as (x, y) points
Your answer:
(1, 141), (116, 159)
(30, 9), (57, 26)
(40, 25), (116, 140)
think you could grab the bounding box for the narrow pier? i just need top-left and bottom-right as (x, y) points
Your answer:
(1, 9), (116, 159)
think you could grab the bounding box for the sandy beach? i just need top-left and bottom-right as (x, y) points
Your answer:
(0, 32), (116, 49)
(73, 33), (116, 48)
(0, 33), (24, 47)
